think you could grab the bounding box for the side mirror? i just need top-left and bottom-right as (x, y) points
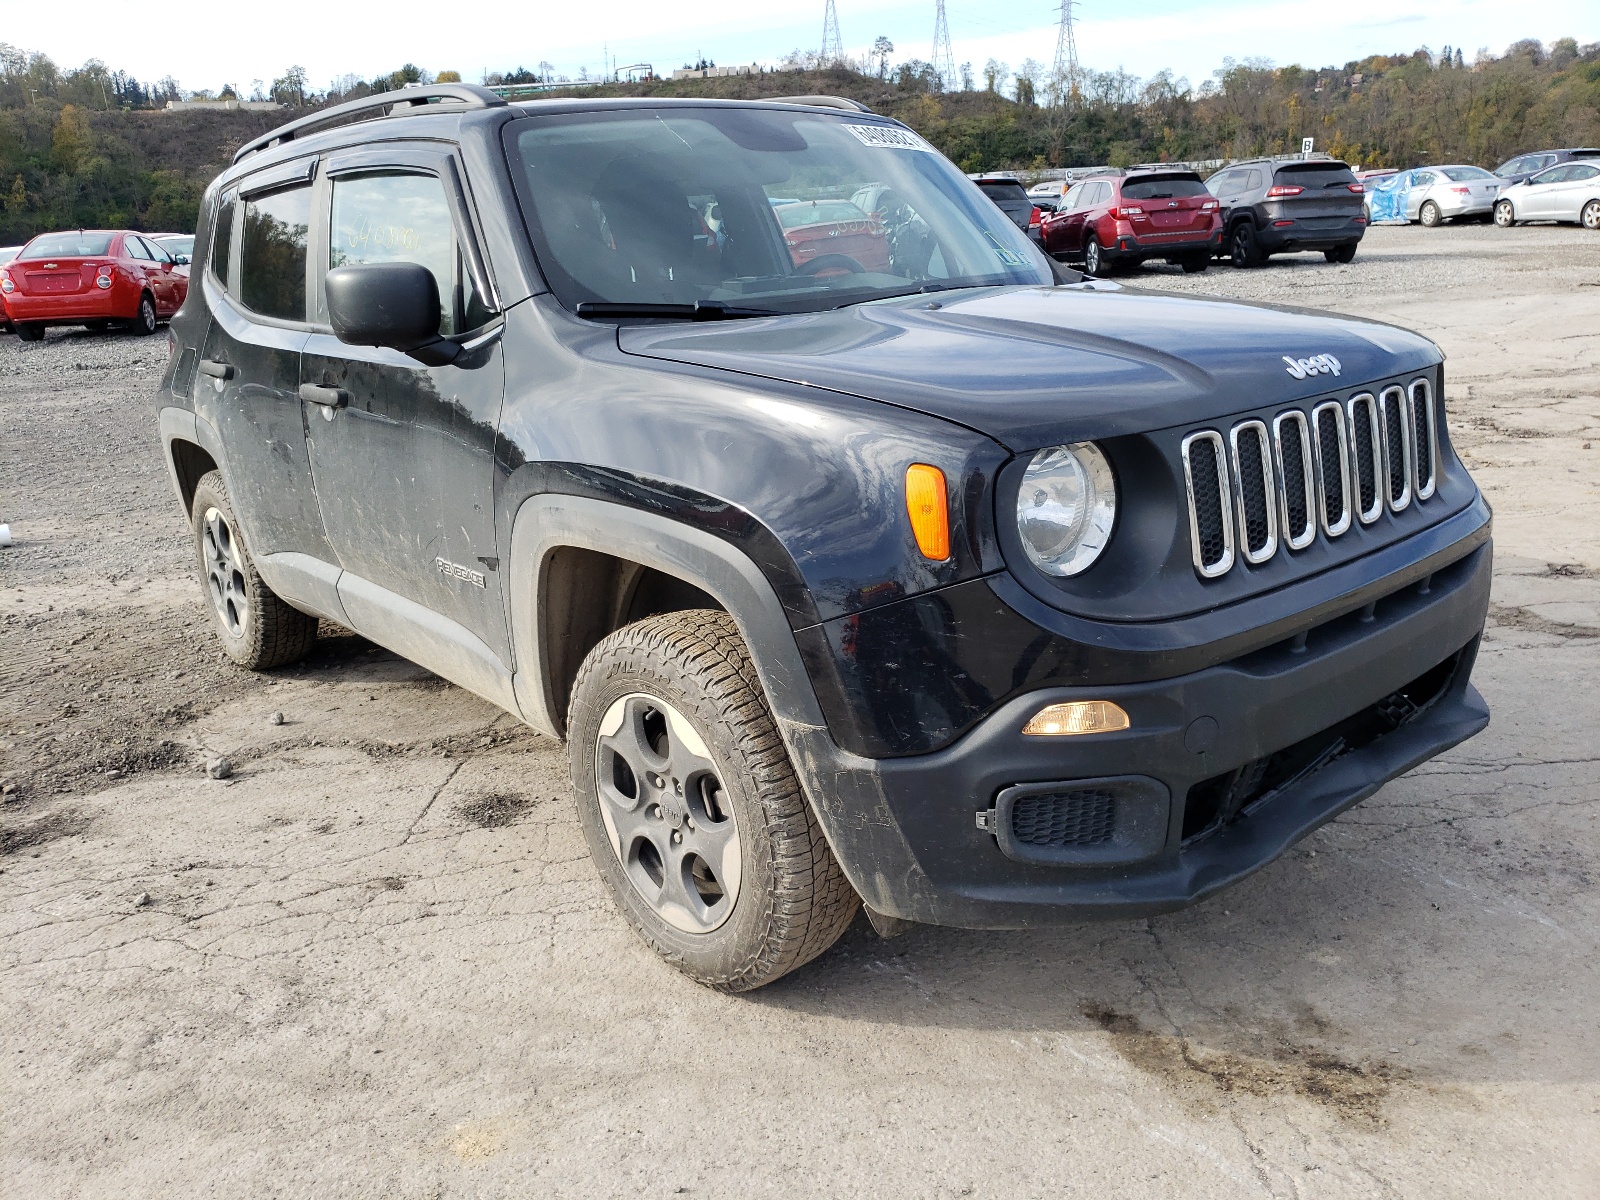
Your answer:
(174, 254), (191, 266)
(325, 262), (458, 366)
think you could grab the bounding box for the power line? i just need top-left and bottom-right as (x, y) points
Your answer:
(821, 0), (844, 65)
(1050, 0), (1082, 106)
(932, 0), (956, 91)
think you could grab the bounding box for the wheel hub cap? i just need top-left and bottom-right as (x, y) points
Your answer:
(594, 694), (742, 934)
(202, 506), (248, 637)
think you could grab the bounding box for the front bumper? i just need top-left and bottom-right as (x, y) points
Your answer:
(790, 530), (1491, 928)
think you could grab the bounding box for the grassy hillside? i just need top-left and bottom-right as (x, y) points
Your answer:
(2, 39), (1596, 243)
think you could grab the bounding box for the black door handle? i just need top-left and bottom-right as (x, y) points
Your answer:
(298, 384), (349, 408)
(198, 359), (234, 380)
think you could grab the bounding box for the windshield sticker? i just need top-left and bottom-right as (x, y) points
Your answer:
(844, 124), (937, 153)
(984, 230), (1026, 267)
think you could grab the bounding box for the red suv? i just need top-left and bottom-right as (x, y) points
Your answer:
(1041, 170), (1221, 276)
(0, 229), (187, 340)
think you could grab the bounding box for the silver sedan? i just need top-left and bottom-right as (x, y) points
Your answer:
(1364, 165), (1503, 226)
(1494, 161), (1600, 229)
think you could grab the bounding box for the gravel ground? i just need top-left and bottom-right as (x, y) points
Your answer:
(2, 224), (1598, 1198)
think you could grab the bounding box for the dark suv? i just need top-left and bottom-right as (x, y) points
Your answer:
(1207, 157), (1368, 267)
(158, 87), (1491, 991)
(968, 172), (1044, 245)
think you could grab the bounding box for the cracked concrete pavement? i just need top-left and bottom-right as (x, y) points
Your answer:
(2, 224), (1597, 1197)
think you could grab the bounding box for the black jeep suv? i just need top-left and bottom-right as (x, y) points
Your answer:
(1207, 157), (1368, 267)
(158, 86), (1491, 990)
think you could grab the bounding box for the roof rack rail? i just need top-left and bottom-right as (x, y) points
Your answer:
(766, 95), (872, 113)
(232, 84), (506, 164)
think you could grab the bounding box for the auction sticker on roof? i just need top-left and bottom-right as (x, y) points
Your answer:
(843, 124), (936, 152)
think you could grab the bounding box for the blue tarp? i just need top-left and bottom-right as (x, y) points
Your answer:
(1366, 171), (1413, 223)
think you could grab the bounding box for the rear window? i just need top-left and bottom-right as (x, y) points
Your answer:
(1441, 166), (1493, 181)
(1274, 163), (1357, 188)
(1121, 176), (1208, 200)
(977, 182), (1031, 213)
(20, 232), (114, 259)
(240, 184), (311, 322)
(775, 200), (871, 229)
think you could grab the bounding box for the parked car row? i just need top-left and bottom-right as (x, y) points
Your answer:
(0, 228), (191, 339)
(1365, 149), (1600, 230)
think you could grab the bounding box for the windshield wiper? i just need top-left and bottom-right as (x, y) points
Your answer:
(574, 300), (781, 321)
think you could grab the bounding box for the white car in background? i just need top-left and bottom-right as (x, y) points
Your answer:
(1493, 161), (1600, 230)
(1364, 165), (1502, 226)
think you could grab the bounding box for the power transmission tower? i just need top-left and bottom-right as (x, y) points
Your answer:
(821, 0), (844, 66)
(1050, 0), (1081, 107)
(931, 0), (956, 91)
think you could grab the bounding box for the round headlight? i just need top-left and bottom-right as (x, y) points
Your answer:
(1016, 442), (1117, 576)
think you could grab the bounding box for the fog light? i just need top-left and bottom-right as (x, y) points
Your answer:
(1022, 700), (1130, 737)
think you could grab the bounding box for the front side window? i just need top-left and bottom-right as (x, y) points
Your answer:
(508, 108), (1050, 314)
(330, 171), (461, 334)
(240, 184), (311, 321)
(1205, 172), (1236, 196)
(1530, 166), (1567, 185)
(1061, 183), (1084, 209)
(212, 191), (237, 286)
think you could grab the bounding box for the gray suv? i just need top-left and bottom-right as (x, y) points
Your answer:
(1207, 158), (1367, 268)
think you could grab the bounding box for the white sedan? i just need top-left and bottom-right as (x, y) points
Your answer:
(1494, 161), (1600, 229)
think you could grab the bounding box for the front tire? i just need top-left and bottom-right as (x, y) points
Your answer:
(568, 610), (859, 992)
(1494, 200), (1517, 228)
(1583, 200), (1600, 231)
(1419, 200), (1443, 228)
(190, 471), (317, 670)
(130, 292), (158, 336)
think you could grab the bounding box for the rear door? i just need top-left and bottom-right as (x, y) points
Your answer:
(199, 162), (334, 573)
(298, 147), (510, 663)
(1551, 163), (1600, 220)
(129, 235), (181, 314)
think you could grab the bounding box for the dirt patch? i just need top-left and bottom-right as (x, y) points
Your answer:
(1, 807), (93, 857)
(453, 792), (534, 828)
(1080, 1003), (1405, 1126)
(1488, 602), (1600, 641)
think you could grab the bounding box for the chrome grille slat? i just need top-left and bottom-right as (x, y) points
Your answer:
(1272, 410), (1316, 551)
(1379, 385), (1412, 513)
(1230, 420), (1278, 564)
(1346, 393), (1384, 525)
(1181, 430), (1235, 578)
(1409, 378), (1438, 500)
(1312, 400), (1353, 537)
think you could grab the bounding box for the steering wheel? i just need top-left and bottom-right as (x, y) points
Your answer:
(796, 254), (867, 277)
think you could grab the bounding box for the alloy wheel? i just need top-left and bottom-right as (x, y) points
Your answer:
(1583, 201), (1600, 231)
(1084, 237), (1101, 275)
(1494, 201), (1515, 228)
(202, 506), (249, 638)
(593, 693), (742, 934)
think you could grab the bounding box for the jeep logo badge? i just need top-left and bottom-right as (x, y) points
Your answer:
(1282, 353), (1342, 379)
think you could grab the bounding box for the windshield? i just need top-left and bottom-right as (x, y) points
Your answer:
(508, 108), (1052, 314)
(20, 232), (115, 259)
(1122, 176), (1207, 199)
(1441, 166), (1493, 181)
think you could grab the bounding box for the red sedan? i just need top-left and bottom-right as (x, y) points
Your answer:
(0, 229), (188, 340)
(773, 200), (891, 276)
(1041, 170), (1222, 276)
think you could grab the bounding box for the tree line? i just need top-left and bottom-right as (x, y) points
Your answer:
(1, 37), (1595, 243)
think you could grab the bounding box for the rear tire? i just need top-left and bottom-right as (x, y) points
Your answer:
(1324, 243), (1358, 264)
(1494, 200), (1516, 228)
(1179, 253), (1209, 274)
(14, 321), (44, 342)
(1419, 200), (1443, 228)
(1083, 234), (1111, 277)
(568, 610), (859, 992)
(130, 292), (158, 336)
(1583, 200), (1600, 231)
(190, 471), (318, 670)
(1229, 222), (1265, 268)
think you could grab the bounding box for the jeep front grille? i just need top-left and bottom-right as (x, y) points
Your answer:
(1182, 376), (1441, 578)
(1181, 430), (1235, 577)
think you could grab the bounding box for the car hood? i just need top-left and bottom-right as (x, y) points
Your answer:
(619, 284), (1442, 450)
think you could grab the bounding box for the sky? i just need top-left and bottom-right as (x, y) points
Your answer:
(5, 0), (1596, 96)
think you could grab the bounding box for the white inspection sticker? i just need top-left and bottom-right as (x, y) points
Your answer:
(843, 123), (937, 152)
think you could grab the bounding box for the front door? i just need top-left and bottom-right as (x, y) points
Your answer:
(299, 154), (509, 662)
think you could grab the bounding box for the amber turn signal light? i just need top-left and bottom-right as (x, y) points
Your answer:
(1021, 700), (1131, 737)
(904, 463), (951, 561)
